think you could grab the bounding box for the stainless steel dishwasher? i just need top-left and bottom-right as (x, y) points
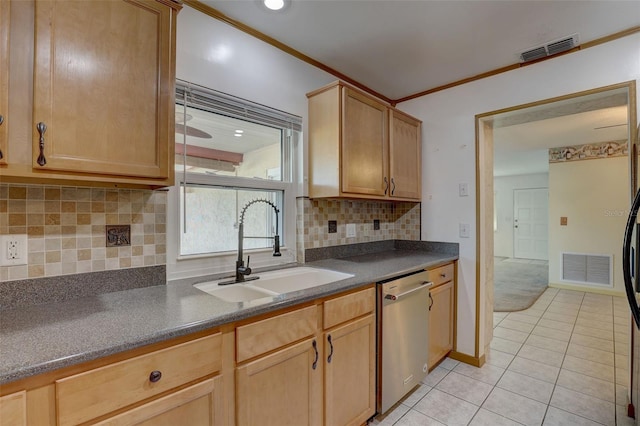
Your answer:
(377, 270), (432, 414)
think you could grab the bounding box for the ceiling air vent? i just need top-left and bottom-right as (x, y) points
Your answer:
(519, 34), (579, 63)
(520, 46), (547, 62)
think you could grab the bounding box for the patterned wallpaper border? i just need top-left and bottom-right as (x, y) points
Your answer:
(549, 140), (628, 163)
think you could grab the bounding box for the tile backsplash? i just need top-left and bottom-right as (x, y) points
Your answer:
(0, 184), (167, 281)
(1, 183), (421, 282)
(296, 197), (421, 262)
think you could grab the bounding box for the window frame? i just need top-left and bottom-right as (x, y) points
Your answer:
(166, 81), (301, 281)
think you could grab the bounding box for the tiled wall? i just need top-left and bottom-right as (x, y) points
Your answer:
(1, 182), (421, 282)
(0, 183), (167, 281)
(296, 197), (421, 262)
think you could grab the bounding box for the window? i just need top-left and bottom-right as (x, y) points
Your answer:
(172, 80), (301, 260)
(180, 185), (283, 255)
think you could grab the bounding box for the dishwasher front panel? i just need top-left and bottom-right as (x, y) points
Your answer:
(378, 270), (431, 414)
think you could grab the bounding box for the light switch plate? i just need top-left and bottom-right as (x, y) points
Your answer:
(459, 183), (469, 197)
(346, 223), (356, 238)
(459, 223), (470, 238)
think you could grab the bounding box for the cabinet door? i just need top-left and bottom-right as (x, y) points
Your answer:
(324, 314), (376, 426)
(236, 338), (322, 426)
(0, 0), (9, 164)
(94, 377), (223, 426)
(32, 0), (174, 180)
(341, 87), (388, 197)
(389, 109), (421, 200)
(0, 391), (27, 426)
(428, 281), (454, 369)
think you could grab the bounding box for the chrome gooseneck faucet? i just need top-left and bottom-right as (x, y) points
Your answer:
(219, 199), (281, 285)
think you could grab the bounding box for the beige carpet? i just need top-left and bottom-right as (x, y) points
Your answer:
(493, 257), (549, 312)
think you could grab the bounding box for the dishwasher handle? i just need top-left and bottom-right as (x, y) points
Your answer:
(384, 281), (432, 301)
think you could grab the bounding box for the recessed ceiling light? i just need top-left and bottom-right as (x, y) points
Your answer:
(264, 0), (285, 11)
(235, 130), (244, 134)
(234, 134), (242, 137)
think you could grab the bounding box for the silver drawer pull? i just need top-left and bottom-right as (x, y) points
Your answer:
(384, 281), (432, 301)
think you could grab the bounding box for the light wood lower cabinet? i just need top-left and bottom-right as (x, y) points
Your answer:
(0, 286), (378, 426)
(56, 333), (222, 426)
(236, 286), (376, 426)
(95, 376), (223, 426)
(428, 279), (455, 369)
(324, 314), (376, 426)
(236, 337), (322, 426)
(0, 391), (26, 426)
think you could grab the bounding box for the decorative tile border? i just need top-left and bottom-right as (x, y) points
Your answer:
(549, 140), (628, 163)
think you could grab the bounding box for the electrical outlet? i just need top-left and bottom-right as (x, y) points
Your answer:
(328, 220), (337, 233)
(346, 223), (356, 238)
(373, 219), (380, 230)
(0, 234), (28, 266)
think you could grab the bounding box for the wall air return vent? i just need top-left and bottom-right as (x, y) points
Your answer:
(561, 252), (612, 288)
(520, 34), (579, 63)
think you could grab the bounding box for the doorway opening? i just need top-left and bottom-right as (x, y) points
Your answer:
(476, 81), (637, 349)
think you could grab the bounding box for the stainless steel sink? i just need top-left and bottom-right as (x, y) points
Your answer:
(194, 267), (353, 302)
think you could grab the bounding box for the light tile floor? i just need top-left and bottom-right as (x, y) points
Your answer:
(371, 287), (634, 426)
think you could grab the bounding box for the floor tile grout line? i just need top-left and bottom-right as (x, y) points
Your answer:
(392, 288), (623, 426)
(492, 288), (626, 425)
(547, 404), (610, 426)
(484, 289), (554, 425)
(548, 290), (621, 425)
(539, 288), (583, 425)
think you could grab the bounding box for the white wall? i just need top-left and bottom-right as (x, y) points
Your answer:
(168, 7), (336, 280)
(399, 33), (640, 357)
(494, 173), (549, 258)
(172, 6), (640, 354)
(175, 6), (337, 197)
(548, 157), (628, 294)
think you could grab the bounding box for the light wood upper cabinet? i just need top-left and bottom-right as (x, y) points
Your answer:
(427, 263), (456, 370)
(2, 0), (179, 188)
(389, 109), (422, 200)
(0, 0), (9, 165)
(307, 81), (421, 201)
(341, 87), (388, 197)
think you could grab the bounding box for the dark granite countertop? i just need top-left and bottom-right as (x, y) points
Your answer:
(0, 245), (457, 385)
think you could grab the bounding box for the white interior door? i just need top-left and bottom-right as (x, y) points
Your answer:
(513, 188), (548, 260)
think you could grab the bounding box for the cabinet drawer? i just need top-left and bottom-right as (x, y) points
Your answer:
(237, 305), (317, 363)
(56, 333), (222, 426)
(427, 263), (454, 287)
(323, 286), (375, 329)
